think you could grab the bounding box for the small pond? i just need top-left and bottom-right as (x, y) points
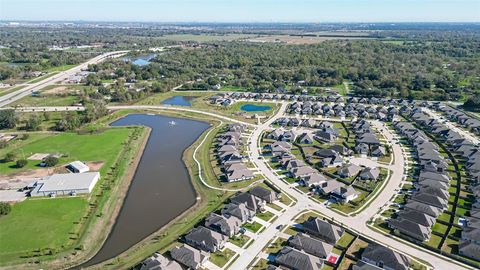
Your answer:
(124, 54), (157, 66)
(161, 96), (196, 106)
(240, 103), (272, 112)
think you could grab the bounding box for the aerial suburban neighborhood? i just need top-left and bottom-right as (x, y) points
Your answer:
(0, 2), (479, 270)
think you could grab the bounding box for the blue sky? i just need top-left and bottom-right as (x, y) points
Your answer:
(0, 0), (478, 22)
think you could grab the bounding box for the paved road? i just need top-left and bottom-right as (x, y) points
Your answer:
(6, 103), (473, 269)
(230, 103), (471, 270)
(0, 50), (129, 108)
(422, 107), (479, 145)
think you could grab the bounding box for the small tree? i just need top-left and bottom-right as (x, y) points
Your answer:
(0, 109), (17, 129)
(4, 152), (16, 162)
(16, 159), (28, 168)
(0, 202), (11, 215)
(43, 156), (59, 167)
(25, 113), (41, 131)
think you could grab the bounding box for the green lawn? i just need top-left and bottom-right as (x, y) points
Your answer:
(257, 211), (275, 222)
(244, 221), (263, 233)
(229, 234), (250, 248)
(0, 197), (88, 260)
(336, 232), (356, 248)
(0, 128), (133, 175)
(210, 248), (236, 267)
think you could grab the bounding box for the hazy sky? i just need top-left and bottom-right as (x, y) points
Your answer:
(0, 0), (479, 22)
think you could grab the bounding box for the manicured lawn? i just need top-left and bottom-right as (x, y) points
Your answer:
(267, 202), (283, 212)
(336, 232), (356, 248)
(425, 234), (442, 248)
(264, 238), (287, 254)
(229, 234), (250, 248)
(210, 248), (236, 267)
(244, 221), (263, 233)
(0, 197), (88, 260)
(432, 222), (448, 235)
(0, 128), (134, 175)
(257, 211), (275, 222)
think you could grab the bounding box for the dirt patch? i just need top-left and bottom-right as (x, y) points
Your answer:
(86, 161), (104, 171)
(43, 86), (76, 95)
(0, 161), (104, 189)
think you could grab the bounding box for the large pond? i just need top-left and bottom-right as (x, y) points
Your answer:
(78, 114), (209, 268)
(240, 103), (272, 112)
(161, 95), (196, 106)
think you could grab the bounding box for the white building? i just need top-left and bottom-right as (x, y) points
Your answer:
(30, 172), (100, 197)
(67, 161), (90, 173)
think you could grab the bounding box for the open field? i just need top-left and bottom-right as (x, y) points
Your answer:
(0, 128), (134, 175)
(0, 197), (88, 261)
(157, 33), (256, 42)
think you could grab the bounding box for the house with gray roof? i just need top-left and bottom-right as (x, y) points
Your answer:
(288, 233), (333, 259)
(275, 246), (323, 270)
(204, 213), (241, 237)
(370, 145), (386, 157)
(300, 173), (328, 187)
(290, 166), (317, 179)
(397, 209), (436, 227)
(459, 239), (480, 261)
(299, 133), (314, 144)
(410, 192), (448, 209)
(360, 243), (410, 270)
(359, 167), (380, 181)
(184, 226), (228, 253)
(221, 203), (255, 223)
(249, 186), (278, 203)
(315, 131), (337, 143)
(303, 217), (344, 244)
(404, 201), (442, 218)
(317, 180), (344, 196)
(355, 143), (369, 155)
(170, 244), (209, 270)
(338, 163), (362, 178)
(230, 192), (265, 213)
(388, 218), (432, 241)
(140, 253), (182, 270)
(331, 186), (359, 203)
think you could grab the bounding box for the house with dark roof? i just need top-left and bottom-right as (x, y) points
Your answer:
(459, 239), (480, 261)
(331, 186), (360, 203)
(249, 186), (278, 203)
(388, 218), (432, 241)
(404, 201), (442, 218)
(360, 243), (411, 270)
(221, 203), (255, 223)
(275, 246), (323, 270)
(397, 209), (436, 227)
(170, 244), (209, 270)
(288, 233), (333, 259)
(204, 213), (241, 237)
(230, 192), (265, 213)
(140, 253), (182, 270)
(303, 217), (344, 244)
(184, 226), (228, 252)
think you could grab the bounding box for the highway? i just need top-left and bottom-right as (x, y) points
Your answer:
(0, 50), (129, 108)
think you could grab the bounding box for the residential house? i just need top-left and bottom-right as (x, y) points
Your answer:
(230, 192), (265, 213)
(248, 186), (278, 203)
(303, 217), (344, 244)
(338, 164), (362, 178)
(359, 167), (380, 181)
(275, 246), (323, 270)
(360, 243), (411, 270)
(204, 213), (241, 237)
(288, 233), (333, 259)
(184, 226), (228, 253)
(221, 203), (255, 223)
(170, 244), (209, 270)
(140, 253), (182, 270)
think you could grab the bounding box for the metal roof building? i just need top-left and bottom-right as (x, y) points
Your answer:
(30, 172), (100, 197)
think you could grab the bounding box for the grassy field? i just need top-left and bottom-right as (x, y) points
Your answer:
(0, 128), (134, 175)
(11, 94), (81, 107)
(0, 198), (88, 260)
(0, 128), (136, 264)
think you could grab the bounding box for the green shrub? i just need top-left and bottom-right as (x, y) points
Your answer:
(0, 202), (11, 215)
(16, 159), (28, 168)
